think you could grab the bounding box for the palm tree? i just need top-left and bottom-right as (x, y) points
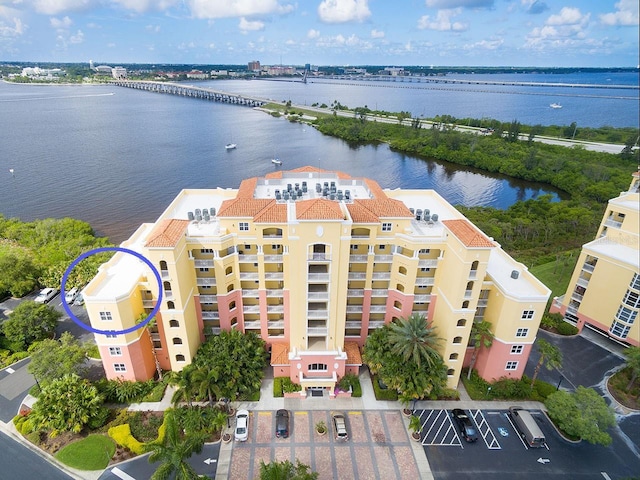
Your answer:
(387, 313), (443, 369)
(466, 320), (495, 379)
(170, 366), (196, 407)
(147, 410), (206, 480)
(530, 339), (563, 387)
(259, 459), (318, 480)
(191, 365), (223, 407)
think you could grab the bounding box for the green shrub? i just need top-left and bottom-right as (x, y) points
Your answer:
(437, 388), (460, 400)
(129, 412), (164, 443)
(540, 314), (559, 330)
(556, 322), (579, 336)
(87, 406), (111, 430)
(371, 374), (398, 401)
(141, 382), (167, 402)
(26, 430), (41, 445)
(533, 380), (557, 400)
(337, 373), (362, 397)
(281, 377), (301, 393)
(84, 344), (100, 359)
(20, 417), (36, 435)
(273, 377), (283, 397)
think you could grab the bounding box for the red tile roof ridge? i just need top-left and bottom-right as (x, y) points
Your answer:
(145, 219), (190, 248)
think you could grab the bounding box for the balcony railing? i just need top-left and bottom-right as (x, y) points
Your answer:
(348, 272), (367, 280)
(370, 305), (387, 313)
(307, 309), (328, 319)
(468, 271), (478, 280)
(267, 305), (284, 313)
(345, 321), (362, 329)
(238, 254), (258, 263)
(418, 259), (439, 268)
(308, 273), (330, 282)
(307, 327), (328, 335)
(243, 305), (260, 314)
(374, 255), (393, 263)
(570, 292), (584, 302)
(244, 320), (261, 329)
(263, 254), (283, 262)
(372, 272), (391, 280)
(308, 253), (331, 261)
(308, 291), (329, 300)
(142, 299), (155, 308)
(347, 289), (364, 297)
(201, 311), (220, 320)
(164, 291), (174, 300)
(413, 294), (431, 302)
(267, 321), (285, 329)
(196, 278), (216, 286)
(415, 277), (435, 286)
(346, 305), (363, 313)
(372, 289), (388, 297)
(369, 320), (385, 329)
(604, 218), (623, 229)
(161, 270), (170, 280)
(349, 255), (368, 263)
(200, 295), (217, 304)
(194, 259), (214, 268)
(265, 272), (284, 280)
(581, 263), (596, 273)
(241, 290), (259, 298)
(266, 289), (284, 297)
(239, 272), (260, 280)
(464, 289), (473, 299)
(576, 277), (590, 288)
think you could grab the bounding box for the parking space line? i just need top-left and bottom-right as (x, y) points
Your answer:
(419, 409), (463, 448)
(505, 412), (529, 449)
(470, 410), (501, 450)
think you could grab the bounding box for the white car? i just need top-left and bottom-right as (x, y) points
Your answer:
(34, 288), (59, 304)
(235, 409), (249, 442)
(64, 287), (79, 304)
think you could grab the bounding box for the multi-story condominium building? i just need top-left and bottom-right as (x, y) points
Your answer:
(84, 167), (550, 396)
(550, 172), (640, 347)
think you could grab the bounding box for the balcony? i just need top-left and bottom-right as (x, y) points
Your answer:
(160, 270), (170, 280)
(476, 298), (488, 307)
(372, 272), (391, 280)
(308, 291), (329, 300)
(266, 289), (284, 297)
(348, 272), (366, 280)
(349, 255), (368, 263)
(265, 272), (284, 280)
(418, 259), (438, 268)
(369, 320), (385, 329)
(581, 263), (596, 273)
(371, 289), (388, 297)
(415, 278), (435, 286)
(468, 271), (478, 280)
(370, 305), (387, 313)
(201, 311), (220, 320)
(604, 218), (623, 229)
(570, 292), (584, 302)
(308, 253), (331, 261)
(243, 305), (260, 314)
(239, 272), (260, 280)
(241, 290), (259, 298)
(244, 320), (261, 330)
(463, 289), (473, 299)
(263, 254), (283, 263)
(347, 289), (364, 297)
(308, 273), (330, 282)
(267, 305), (284, 313)
(346, 305), (363, 313)
(197, 278), (216, 286)
(200, 295), (217, 304)
(413, 294), (431, 303)
(576, 277), (590, 288)
(164, 291), (174, 301)
(238, 254), (258, 263)
(374, 255), (393, 263)
(142, 299), (156, 308)
(307, 309), (328, 319)
(267, 320), (284, 328)
(194, 259), (214, 268)
(307, 327), (328, 335)
(345, 321), (362, 329)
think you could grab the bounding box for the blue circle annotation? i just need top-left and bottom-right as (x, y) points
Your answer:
(61, 246), (163, 336)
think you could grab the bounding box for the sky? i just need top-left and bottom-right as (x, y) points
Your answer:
(0, 0), (638, 67)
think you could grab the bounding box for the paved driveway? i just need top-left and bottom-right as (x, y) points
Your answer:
(228, 410), (420, 480)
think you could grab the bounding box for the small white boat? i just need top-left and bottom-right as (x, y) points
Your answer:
(271, 158), (282, 165)
(550, 103), (562, 109)
(225, 143), (237, 150)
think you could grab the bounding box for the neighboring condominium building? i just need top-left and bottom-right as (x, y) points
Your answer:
(550, 172), (640, 347)
(84, 167), (550, 396)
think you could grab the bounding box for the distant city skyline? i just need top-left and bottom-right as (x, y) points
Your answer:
(0, 0), (638, 68)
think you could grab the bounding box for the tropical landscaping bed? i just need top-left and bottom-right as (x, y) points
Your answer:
(608, 367), (640, 411)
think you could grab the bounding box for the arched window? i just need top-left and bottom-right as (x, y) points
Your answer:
(394, 300), (402, 309)
(229, 301), (236, 310)
(163, 281), (172, 291)
(457, 319), (466, 327)
(466, 281), (474, 291)
(449, 353), (459, 360)
(225, 266), (233, 275)
(462, 301), (469, 309)
(172, 337), (182, 345)
(396, 284), (404, 292)
(453, 336), (462, 344)
(169, 319), (179, 328)
(399, 266), (407, 275)
(227, 284), (234, 293)
(160, 260), (168, 270)
(176, 354), (185, 362)
(167, 301), (175, 310)
(471, 260), (479, 271)
(447, 368), (455, 376)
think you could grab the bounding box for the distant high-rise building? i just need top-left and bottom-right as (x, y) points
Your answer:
(248, 61), (261, 72)
(90, 59), (95, 71)
(550, 171), (640, 347)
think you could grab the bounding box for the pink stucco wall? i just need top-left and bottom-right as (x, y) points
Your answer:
(101, 333), (156, 381)
(288, 352), (345, 384)
(472, 341), (533, 382)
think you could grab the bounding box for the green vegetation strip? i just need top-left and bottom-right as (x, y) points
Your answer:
(55, 434), (116, 470)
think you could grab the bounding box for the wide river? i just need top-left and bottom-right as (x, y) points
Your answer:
(1, 71), (635, 244)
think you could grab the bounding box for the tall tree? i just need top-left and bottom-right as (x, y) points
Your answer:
(0, 252), (40, 298)
(259, 459), (318, 480)
(170, 366), (197, 407)
(2, 301), (61, 350)
(191, 365), (223, 407)
(530, 339), (563, 387)
(387, 313), (443, 369)
(624, 346), (640, 390)
(146, 410), (206, 480)
(466, 320), (495, 379)
(27, 332), (87, 384)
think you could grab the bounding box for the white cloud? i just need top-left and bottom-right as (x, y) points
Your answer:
(50, 16), (73, 29)
(69, 29), (83, 43)
(463, 38), (503, 50)
(525, 7), (591, 49)
(307, 28), (320, 39)
(178, 41), (195, 50)
(315, 32), (372, 49)
(0, 16), (24, 37)
(110, 0), (180, 14)
(425, 0), (493, 8)
(285, 38), (295, 45)
(600, 0), (639, 26)
(418, 8), (467, 31)
(239, 17), (264, 32)
(145, 24), (161, 33)
(521, 0), (548, 15)
(370, 28), (384, 38)
(546, 7), (586, 26)
(317, 0), (371, 24)
(31, 0), (94, 15)
(187, 0), (293, 19)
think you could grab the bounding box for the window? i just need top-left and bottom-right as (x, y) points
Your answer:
(449, 353), (459, 361)
(419, 249), (430, 254)
(167, 301), (175, 309)
(447, 368), (455, 376)
(623, 290), (640, 308)
(505, 361), (519, 370)
(225, 266), (233, 275)
(511, 345), (524, 354)
(631, 273), (640, 291)
(99, 311), (112, 321)
(516, 328), (529, 338)
(521, 310), (535, 320)
(308, 363), (327, 371)
(239, 222), (249, 231)
(172, 337), (183, 345)
(200, 248), (213, 254)
(456, 319), (466, 327)
(350, 245), (358, 251)
(382, 222), (392, 232)
(421, 267), (431, 272)
(615, 306), (638, 324)
(453, 336), (462, 344)
(169, 319), (179, 328)
(379, 245), (387, 250)
(104, 331), (118, 338)
(176, 354), (186, 362)
(610, 321), (631, 339)
(114, 363), (126, 372)
(109, 347), (122, 356)
(245, 244), (251, 250)
(229, 301), (236, 310)
(153, 340), (162, 349)
(199, 267), (209, 272)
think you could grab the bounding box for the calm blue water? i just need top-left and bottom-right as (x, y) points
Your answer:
(1, 72), (630, 243)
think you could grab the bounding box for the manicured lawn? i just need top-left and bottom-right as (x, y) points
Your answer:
(55, 434), (116, 470)
(530, 254), (577, 298)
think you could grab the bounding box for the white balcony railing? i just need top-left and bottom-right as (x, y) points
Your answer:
(266, 289), (284, 297)
(197, 278), (215, 286)
(371, 289), (388, 297)
(308, 273), (330, 282)
(604, 218), (623, 229)
(370, 305), (387, 313)
(308, 253), (331, 261)
(307, 327), (328, 335)
(374, 255), (393, 263)
(194, 259), (214, 268)
(582, 263), (596, 273)
(418, 259), (439, 268)
(265, 272), (284, 280)
(349, 255), (368, 263)
(372, 272), (391, 280)
(201, 311), (220, 319)
(347, 289), (364, 297)
(267, 305), (284, 313)
(239, 272), (260, 280)
(244, 320), (261, 329)
(308, 292), (329, 300)
(413, 294), (431, 302)
(238, 254), (258, 263)
(346, 305), (363, 313)
(348, 272), (367, 280)
(263, 254), (283, 262)
(243, 305), (260, 314)
(199, 295), (217, 304)
(307, 309), (328, 319)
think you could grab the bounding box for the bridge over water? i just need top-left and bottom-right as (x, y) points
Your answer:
(111, 80), (269, 107)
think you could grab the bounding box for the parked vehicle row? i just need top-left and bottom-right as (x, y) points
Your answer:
(33, 286), (84, 305)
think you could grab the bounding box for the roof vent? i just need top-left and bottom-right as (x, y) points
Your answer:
(511, 270), (519, 279)
(187, 211), (195, 221)
(431, 213), (439, 222)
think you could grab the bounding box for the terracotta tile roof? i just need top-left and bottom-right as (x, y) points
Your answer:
(349, 199), (413, 222)
(270, 343), (289, 365)
(217, 198), (274, 218)
(253, 203), (288, 223)
(442, 219), (495, 248)
(296, 199), (344, 220)
(145, 219), (190, 248)
(344, 342), (362, 365)
(364, 178), (387, 199)
(237, 177), (258, 198)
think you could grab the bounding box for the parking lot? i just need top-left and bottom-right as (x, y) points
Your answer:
(228, 410), (421, 480)
(417, 408), (640, 480)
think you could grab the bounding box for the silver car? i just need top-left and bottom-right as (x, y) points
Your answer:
(331, 412), (348, 441)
